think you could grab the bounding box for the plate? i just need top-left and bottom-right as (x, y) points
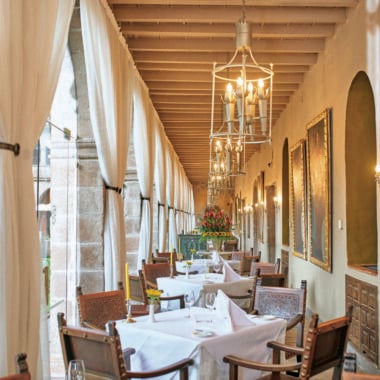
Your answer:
(192, 329), (214, 337)
(260, 315), (276, 320)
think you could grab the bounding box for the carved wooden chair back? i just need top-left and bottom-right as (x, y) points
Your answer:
(250, 257), (280, 276)
(155, 250), (178, 262)
(238, 253), (261, 276)
(76, 281), (127, 330)
(142, 261), (171, 289)
(223, 239), (238, 251)
(298, 306), (353, 379)
(223, 306), (353, 380)
(256, 272), (287, 287)
(0, 353), (31, 380)
(58, 312), (193, 380)
(253, 280), (307, 349)
(58, 312), (130, 379)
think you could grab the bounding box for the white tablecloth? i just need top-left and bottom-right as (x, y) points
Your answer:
(175, 259), (213, 274)
(117, 307), (286, 380)
(157, 273), (225, 305)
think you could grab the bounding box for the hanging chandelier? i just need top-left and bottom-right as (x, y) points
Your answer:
(209, 0), (274, 178)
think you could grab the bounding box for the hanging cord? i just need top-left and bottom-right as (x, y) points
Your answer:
(240, 0), (246, 23)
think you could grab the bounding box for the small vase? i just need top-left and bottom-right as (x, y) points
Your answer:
(185, 267), (190, 279)
(148, 303), (156, 323)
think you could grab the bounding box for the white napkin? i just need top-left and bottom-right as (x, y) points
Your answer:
(212, 251), (220, 264)
(222, 261), (241, 282)
(214, 290), (254, 332)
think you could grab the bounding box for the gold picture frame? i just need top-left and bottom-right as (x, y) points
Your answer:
(290, 139), (307, 259)
(306, 109), (332, 272)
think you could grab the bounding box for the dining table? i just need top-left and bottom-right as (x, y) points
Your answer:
(157, 273), (225, 306)
(116, 306), (287, 380)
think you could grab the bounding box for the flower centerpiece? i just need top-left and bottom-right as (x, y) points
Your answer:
(146, 289), (163, 305)
(199, 206), (234, 251)
(146, 289), (163, 323)
(183, 260), (193, 278)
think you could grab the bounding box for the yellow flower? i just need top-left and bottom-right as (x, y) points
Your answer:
(146, 289), (163, 304)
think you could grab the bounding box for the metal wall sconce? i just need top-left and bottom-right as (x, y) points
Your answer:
(273, 196), (281, 210)
(375, 165), (380, 184)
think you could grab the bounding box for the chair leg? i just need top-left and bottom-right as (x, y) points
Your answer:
(229, 364), (239, 380)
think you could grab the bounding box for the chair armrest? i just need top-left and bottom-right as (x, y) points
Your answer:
(223, 354), (301, 373)
(286, 314), (303, 330)
(145, 280), (158, 289)
(161, 294), (185, 309)
(122, 347), (136, 370)
(126, 358), (194, 378)
(81, 320), (103, 330)
(267, 340), (304, 355)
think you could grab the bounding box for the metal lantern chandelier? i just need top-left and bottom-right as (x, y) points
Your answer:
(209, 0), (274, 177)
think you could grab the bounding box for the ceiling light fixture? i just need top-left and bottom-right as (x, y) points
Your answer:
(209, 0), (274, 179)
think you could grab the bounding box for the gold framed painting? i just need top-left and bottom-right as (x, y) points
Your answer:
(290, 139), (307, 259)
(306, 109), (332, 272)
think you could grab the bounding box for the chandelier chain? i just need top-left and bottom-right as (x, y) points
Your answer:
(241, 0), (246, 23)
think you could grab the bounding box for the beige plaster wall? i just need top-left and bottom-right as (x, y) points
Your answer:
(235, 0), (380, 321)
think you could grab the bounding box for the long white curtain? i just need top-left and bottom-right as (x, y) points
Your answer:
(80, 0), (134, 290)
(154, 124), (168, 252)
(0, 1), (74, 376)
(134, 80), (155, 267)
(166, 145), (177, 250)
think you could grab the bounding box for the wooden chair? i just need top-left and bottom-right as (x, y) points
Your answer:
(223, 239), (238, 251)
(251, 280), (307, 360)
(142, 261), (171, 289)
(223, 306), (353, 380)
(138, 269), (185, 310)
(0, 353), (31, 380)
(250, 257), (280, 276)
(58, 312), (193, 380)
(201, 277), (255, 312)
(256, 271), (287, 287)
(238, 252), (261, 276)
(76, 282), (128, 330)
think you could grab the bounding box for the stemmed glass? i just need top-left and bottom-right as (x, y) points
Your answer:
(213, 260), (222, 273)
(184, 291), (195, 318)
(205, 292), (216, 311)
(68, 359), (86, 380)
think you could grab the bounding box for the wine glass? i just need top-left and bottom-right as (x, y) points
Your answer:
(68, 359), (85, 380)
(213, 260), (222, 273)
(205, 292), (216, 311)
(184, 291), (195, 318)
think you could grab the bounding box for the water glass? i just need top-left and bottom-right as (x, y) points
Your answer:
(205, 292), (216, 311)
(68, 359), (85, 380)
(184, 291), (195, 318)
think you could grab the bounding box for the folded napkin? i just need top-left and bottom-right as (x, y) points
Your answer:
(214, 289), (254, 332)
(212, 251), (221, 264)
(222, 261), (241, 282)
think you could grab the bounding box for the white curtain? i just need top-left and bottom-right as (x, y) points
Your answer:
(154, 124), (168, 252)
(134, 80), (155, 267)
(166, 145), (177, 251)
(0, 0), (74, 376)
(80, 0), (134, 290)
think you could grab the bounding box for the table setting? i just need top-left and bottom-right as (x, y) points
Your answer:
(116, 290), (286, 380)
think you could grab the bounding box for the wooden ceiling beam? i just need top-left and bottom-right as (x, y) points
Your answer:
(112, 6), (348, 24)
(109, 1), (358, 6)
(132, 51), (318, 65)
(121, 22), (335, 38)
(126, 37), (325, 53)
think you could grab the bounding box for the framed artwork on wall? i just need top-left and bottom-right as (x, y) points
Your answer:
(306, 109), (332, 272)
(290, 139), (307, 259)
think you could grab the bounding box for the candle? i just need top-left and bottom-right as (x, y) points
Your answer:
(170, 252), (173, 266)
(125, 263), (130, 300)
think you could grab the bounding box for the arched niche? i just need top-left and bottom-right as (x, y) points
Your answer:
(345, 71), (377, 269)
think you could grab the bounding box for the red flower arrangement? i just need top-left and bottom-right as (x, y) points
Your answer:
(199, 207), (233, 241)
